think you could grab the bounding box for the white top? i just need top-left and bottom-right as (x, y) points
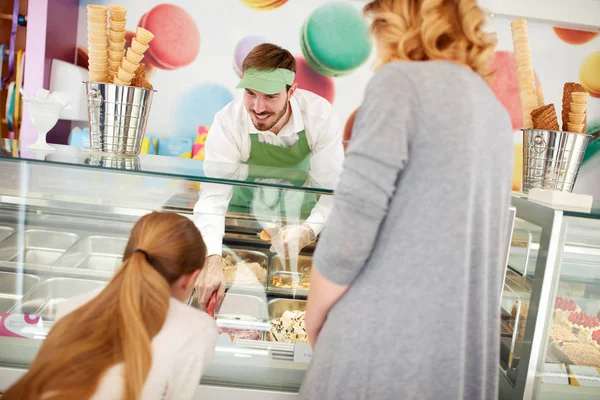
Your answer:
(51, 291), (218, 400)
(194, 89), (345, 256)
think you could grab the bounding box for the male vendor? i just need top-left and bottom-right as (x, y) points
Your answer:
(194, 44), (344, 310)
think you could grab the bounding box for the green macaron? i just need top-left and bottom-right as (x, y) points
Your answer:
(300, 2), (372, 77)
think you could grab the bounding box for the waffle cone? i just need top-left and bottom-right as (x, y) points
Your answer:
(88, 49), (108, 59)
(108, 59), (121, 70)
(109, 5), (127, 21)
(113, 77), (130, 86)
(121, 58), (138, 74)
(109, 40), (125, 52)
(88, 73), (108, 83)
(87, 14), (107, 23)
(135, 27), (154, 45)
(109, 19), (126, 32)
(108, 49), (125, 61)
(567, 123), (584, 134)
(117, 67), (134, 83)
(561, 82), (585, 130)
(571, 92), (589, 104)
(130, 38), (149, 55)
(88, 56), (108, 65)
(126, 48), (144, 64)
(109, 30), (126, 42)
(531, 104), (559, 131)
(569, 113), (586, 124)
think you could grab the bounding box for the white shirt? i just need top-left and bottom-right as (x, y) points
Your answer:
(53, 291), (218, 400)
(194, 89), (345, 256)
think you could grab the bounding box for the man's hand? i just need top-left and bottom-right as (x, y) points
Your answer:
(270, 225), (316, 259)
(195, 255), (226, 312)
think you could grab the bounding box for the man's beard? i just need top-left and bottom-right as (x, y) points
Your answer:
(251, 101), (288, 131)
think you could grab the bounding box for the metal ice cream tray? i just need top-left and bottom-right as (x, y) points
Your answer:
(0, 229), (79, 266)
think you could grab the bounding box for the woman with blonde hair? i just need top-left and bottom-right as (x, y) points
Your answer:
(3, 212), (217, 400)
(301, 1), (512, 399)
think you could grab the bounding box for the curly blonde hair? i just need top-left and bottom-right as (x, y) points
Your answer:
(364, 0), (496, 81)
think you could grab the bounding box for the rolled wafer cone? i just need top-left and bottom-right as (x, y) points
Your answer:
(87, 14), (107, 23)
(109, 19), (126, 32)
(109, 39), (125, 52)
(109, 5), (127, 21)
(561, 82), (586, 130)
(571, 92), (589, 104)
(569, 113), (586, 124)
(511, 19), (537, 129)
(113, 77), (130, 86)
(126, 48), (144, 64)
(118, 67), (134, 83)
(135, 27), (154, 45)
(109, 30), (126, 42)
(121, 58), (138, 74)
(130, 38), (149, 55)
(536, 87), (545, 107)
(568, 123), (584, 133)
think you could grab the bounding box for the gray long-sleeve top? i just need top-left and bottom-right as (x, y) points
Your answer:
(300, 61), (514, 400)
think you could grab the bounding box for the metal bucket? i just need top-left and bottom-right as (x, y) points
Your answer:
(522, 129), (590, 193)
(85, 82), (155, 156)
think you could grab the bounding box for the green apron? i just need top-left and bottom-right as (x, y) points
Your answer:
(228, 130), (317, 220)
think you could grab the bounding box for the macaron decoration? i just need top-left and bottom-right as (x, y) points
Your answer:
(300, 2), (372, 77)
(579, 51), (600, 98)
(233, 35), (269, 78)
(294, 56), (335, 103)
(138, 4), (200, 70)
(239, 0), (288, 11)
(175, 83), (233, 137)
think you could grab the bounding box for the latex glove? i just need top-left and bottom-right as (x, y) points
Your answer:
(194, 255), (226, 313)
(270, 225), (316, 259)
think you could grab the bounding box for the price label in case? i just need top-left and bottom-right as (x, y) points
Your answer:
(293, 342), (312, 364)
(568, 365), (600, 387)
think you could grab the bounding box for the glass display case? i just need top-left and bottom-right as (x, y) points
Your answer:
(500, 196), (600, 400)
(0, 140), (334, 399)
(3, 140), (600, 400)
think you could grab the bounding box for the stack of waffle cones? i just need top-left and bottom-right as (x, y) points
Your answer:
(86, 4), (154, 89)
(511, 19), (589, 134)
(114, 27), (154, 86)
(510, 19), (538, 129)
(107, 5), (127, 83)
(562, 83), (588, 134)
(87, 5), (109, 83)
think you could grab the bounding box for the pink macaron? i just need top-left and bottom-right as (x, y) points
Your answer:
(138, 4), (200, 70)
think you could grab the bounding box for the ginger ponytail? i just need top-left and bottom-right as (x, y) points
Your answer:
(118, 250), (171, 400)
(2, 212), (207, 400)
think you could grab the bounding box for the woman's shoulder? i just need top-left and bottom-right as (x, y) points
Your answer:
(164, 298), (218, 337)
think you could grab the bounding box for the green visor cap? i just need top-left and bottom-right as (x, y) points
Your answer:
(236, 68), (296, 95)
